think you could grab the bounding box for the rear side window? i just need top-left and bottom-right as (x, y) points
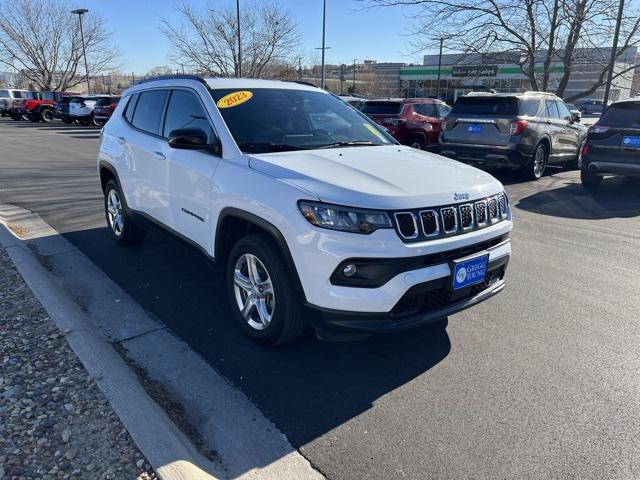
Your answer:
(95, 98), (111, 107)
(414, 104), (437, 117)
(361, 102), (403, 115)
(163, 89), (217, 142)
(520, 99), (541, 117)
(124, 94), (139, 123)
(599, 102), (640, 127)
(544, 100), (560, 119)
(0, 90), (8, 97)
(131, 90), (168, 135)
(450, 97), (519, 116)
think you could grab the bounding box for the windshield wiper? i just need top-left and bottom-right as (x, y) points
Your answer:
(237, 142), (307, 153)
(314, 140), (378, 149)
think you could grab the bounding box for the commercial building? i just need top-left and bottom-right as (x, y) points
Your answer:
(375, 47), (638, 102)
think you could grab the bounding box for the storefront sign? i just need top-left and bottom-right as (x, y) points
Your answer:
(451, 65), (498, 78)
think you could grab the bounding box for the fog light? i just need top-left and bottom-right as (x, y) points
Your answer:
(343, 264), (357, 277)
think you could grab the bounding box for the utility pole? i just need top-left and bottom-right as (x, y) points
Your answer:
(71, 8), (90, 94)
(603, 0), (625, 109)
(352, 58), (357, 90)
(436, 37), (444, 100)
(320, 0), (327, 89)
(237, 0), (242, 77)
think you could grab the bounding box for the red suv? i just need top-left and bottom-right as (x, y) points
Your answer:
(93, 96), (121, 125)
(361, 98), (451, 150)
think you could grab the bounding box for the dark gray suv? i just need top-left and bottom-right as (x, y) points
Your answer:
(437, 92), (587, 180)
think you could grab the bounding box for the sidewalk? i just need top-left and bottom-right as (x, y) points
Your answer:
(0, 246), (156, 480)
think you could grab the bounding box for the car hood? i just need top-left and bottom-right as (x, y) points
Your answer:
(249, 145), (503, 210)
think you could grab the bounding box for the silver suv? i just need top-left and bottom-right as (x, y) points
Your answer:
(437, 92), (587, 180)
(0, 89), (35, 117)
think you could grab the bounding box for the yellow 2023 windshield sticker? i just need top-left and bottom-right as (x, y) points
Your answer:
(364, 122), (387, 141)
(216, 91), (253, 109)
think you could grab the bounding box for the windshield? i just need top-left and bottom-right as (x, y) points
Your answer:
(451, 97), (519, 116)
(209, 88), (394, 153)
(361, 102), (403, 115)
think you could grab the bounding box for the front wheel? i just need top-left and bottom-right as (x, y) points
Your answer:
(226, 234), (305, 345)
(104, 180), (146, 245)
(408, 136), (425, 150)
(521, 143), (547, 180)
(40, 108), (54, 123)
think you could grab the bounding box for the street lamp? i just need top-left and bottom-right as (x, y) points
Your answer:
(71, 8), (90, 94)
(436, 37), (444, 100)
(320, 0), (327, 89)
(236, 0), (242, 77)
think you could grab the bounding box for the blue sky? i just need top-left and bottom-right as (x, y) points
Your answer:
(73, 0), (424, 74)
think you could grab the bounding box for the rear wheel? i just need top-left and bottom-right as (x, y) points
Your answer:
(10, 113), (21, 121)
(226, 234), (305, 346)
(521, 143), (547, 180)
(581, 168), (603, 189)
(103, 180), (146, 245)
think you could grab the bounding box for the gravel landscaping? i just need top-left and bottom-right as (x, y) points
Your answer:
(0, 246), (157, 480)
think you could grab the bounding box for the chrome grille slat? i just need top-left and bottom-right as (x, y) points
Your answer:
(475, 200), (488, 227)
(440, 207), (458, 234)
(394, 212), (418, 239)
(419, 210), (439, 237)
(488, 196), (499, 223)
(459, 204), (474, 231)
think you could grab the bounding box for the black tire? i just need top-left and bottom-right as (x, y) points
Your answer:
(63, 117), (72, 124)
(408, 136), (426, 150)
(103, 180), (146, 246)
(226, 233), (305, 346)
(567, 141), (585, 170)
(581, 168), (603, 189)
(10, 113), (22, 121)
(521, 143), (548, 181)
(40, 108), (54, 123)
(28, 113), (39, 122)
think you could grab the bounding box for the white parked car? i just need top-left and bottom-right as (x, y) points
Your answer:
(69, 95), (110, 125)
(97, 76), (512, 345)
(0, 88), (35, 116)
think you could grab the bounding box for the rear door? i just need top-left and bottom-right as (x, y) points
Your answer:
(588, 102), (640, 166)
(442, 96), (518, 146)
(126, 89), (171, 225)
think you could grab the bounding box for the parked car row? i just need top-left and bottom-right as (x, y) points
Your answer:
(0, 89), (120, 125)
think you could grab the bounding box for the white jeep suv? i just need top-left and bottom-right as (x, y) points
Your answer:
(97, 76), (512, 345)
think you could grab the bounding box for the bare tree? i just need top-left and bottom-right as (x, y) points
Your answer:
(0, 0), (120, 91)
(365, 0), (640, 101)
(161, 1), (301, 79)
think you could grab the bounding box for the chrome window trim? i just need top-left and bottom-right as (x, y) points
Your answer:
(419, 209), (440, 237)
(393, 212), (419, 239)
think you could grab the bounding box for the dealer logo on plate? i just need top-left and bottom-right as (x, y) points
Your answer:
(456, 267), (467, 284)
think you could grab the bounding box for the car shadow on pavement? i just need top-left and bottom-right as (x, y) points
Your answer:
(61, 225), (451, 449)
(515, 176), (640, 220)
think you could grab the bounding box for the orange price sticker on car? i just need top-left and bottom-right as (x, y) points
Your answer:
(216, 91), (253, 109)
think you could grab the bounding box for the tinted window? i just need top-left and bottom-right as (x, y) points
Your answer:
(414, 103), (437, 117)
(361, 102), (403, 115)
(124, 94), (139, 123)
(0, 90), (9, 97)
(520, 99), (541, 117)
(95, 98), (112, 107)
(450, 97), (519, 116)
(131, 90), (168, 135)
(544, 100), (560, 119)
(437, 104), (451, 117)
(599, 102), (640, 127)
(555, 101), (572, 121)
(40, 92), (55, 101)
(13, 91), (25, 98)
(163, 90), (216, 142)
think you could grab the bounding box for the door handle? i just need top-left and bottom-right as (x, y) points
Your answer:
(116, 136), (126, 145)
(152, 151), (166, 161)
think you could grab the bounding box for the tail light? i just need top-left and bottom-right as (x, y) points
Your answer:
(582, 143), (590, 156)
(509, 120), (528, 136)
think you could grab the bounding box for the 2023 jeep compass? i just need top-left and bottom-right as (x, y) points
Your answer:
(97, 76), (513, 345)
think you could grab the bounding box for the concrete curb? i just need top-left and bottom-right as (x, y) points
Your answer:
(0, 203), (324, 480)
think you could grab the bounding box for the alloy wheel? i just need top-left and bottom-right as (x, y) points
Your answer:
(233, 254), (275, 331)
(106, 189), (124, 236)
(533, 146), (547, 178)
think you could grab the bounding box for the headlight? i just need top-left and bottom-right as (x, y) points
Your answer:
(298, 201), (393, 234)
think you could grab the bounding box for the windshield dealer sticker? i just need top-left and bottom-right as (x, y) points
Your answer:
(363, 123), (386, 141)
(216, 91), (253, 109)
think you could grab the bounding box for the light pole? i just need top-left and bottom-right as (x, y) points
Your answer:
(603, 0), (625, 108)
(236, 0), (242, 77)
(436, 37), (444, 100)
(71, 8), (90, 94)
(352, 58), (357, 91)
(320, 0), (327, 89)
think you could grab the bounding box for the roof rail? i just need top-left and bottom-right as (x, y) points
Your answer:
(523, 91), (557, 97)
(135, 74), (207, 85)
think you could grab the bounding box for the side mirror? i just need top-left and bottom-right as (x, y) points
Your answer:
(168, 128), (221, 155)
(571, 112), (581, 123)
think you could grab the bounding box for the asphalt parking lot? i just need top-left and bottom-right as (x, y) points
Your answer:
(1, 117), (640, 480)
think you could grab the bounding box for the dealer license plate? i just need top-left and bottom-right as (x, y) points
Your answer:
(452, 253), (489, 290)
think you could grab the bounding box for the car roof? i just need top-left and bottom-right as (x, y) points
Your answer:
(367, 98), (444, 104)
(613, 96), (640, 105)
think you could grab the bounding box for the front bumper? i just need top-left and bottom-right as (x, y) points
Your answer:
(435, 143), (531, 167)
(306, 256), (507, 333)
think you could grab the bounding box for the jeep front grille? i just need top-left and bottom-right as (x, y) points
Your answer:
(392, 193), (509, 243)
